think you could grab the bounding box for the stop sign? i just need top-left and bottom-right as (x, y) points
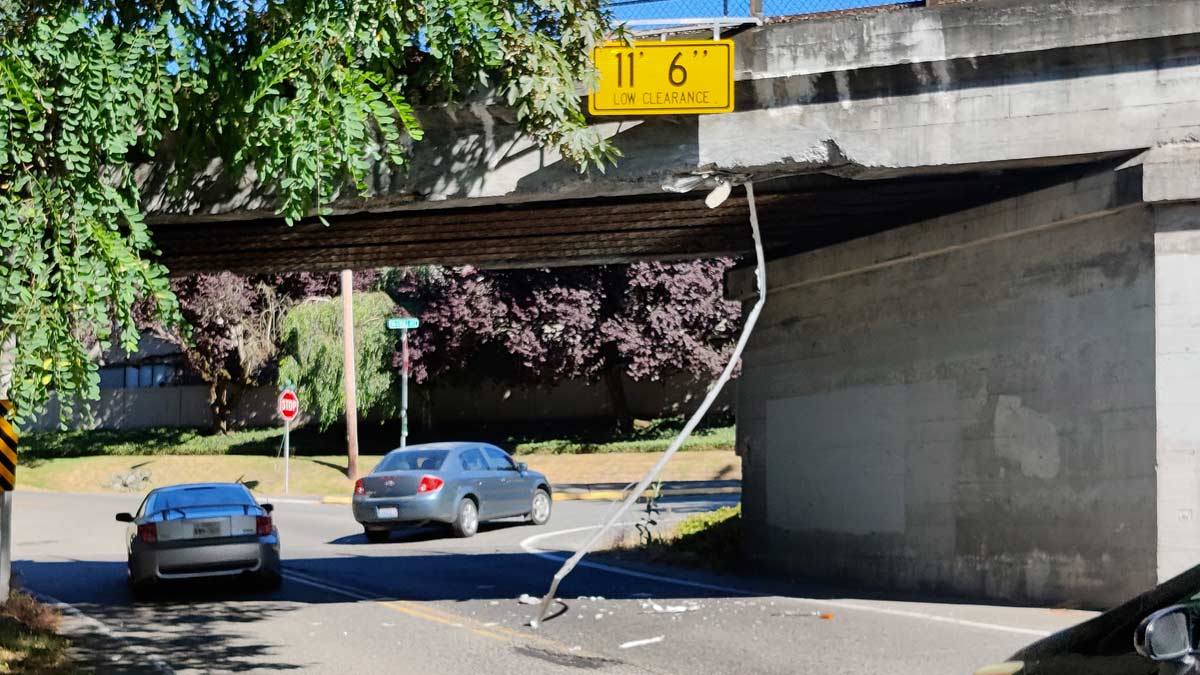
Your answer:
(278, 389), (299, 422)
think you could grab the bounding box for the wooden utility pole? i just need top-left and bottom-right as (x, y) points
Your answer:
(341, 270), (360, 480)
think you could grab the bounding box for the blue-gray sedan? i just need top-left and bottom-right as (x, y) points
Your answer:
(352, 442), (553, 541)
(116, 482), (281, 596)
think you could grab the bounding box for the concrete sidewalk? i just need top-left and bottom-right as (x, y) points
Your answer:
(313, 479), (741, 505)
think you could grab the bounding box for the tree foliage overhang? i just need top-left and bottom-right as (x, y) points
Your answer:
(0, 0), (617, 424)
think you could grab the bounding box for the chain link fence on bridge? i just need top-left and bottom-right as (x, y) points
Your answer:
(610, 0), (917, 31)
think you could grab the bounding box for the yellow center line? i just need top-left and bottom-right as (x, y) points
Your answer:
(285, 571), (597, 658)
(378, 597), (597, 656)
(377, 600), (508, 640)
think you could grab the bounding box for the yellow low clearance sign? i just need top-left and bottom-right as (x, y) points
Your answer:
(589, 40), (735, 116)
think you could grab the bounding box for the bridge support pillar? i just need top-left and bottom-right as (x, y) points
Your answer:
(731, 152), (1200, 607)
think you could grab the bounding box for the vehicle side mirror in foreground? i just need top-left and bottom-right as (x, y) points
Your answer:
(517, 462), (528, 473)
(115, 512), (134, 523)
(1136, 603), (1200, 662)
(261, 503), (274, 513)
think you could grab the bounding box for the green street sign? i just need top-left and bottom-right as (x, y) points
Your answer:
(387, 317), (420, 330)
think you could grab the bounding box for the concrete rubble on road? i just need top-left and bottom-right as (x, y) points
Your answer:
(644, 601), (701, 613)
(619, 636), (665, 649)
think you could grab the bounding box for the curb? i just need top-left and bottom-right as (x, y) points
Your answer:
(317, 486), (740, 505)
(552, 486), (741, 501)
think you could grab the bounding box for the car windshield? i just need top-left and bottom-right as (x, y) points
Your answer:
(375, 449), (449, 472)
(149, 485), (254, 512)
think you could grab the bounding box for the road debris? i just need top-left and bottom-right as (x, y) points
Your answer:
(518, 593), (540, 605)
(594, 613), (604, 620)
(774, 610), (835, 620)
(642, 601), (700, 614)
(620, 636), (665, 649)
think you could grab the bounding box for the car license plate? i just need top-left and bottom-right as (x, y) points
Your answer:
(376, 507), (398, 519)
(192, 521), (222, 538)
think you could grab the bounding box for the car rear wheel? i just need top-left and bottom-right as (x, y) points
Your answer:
(528, 489), (552, 526)
(452, 498), (478, 538)
(364, 526), (391, 543)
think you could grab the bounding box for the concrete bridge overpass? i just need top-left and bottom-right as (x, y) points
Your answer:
(146, 0), (1200, 608)
(147, 0), (1195, 274)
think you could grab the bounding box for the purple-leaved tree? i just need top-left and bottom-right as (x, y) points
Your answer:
(384, 260), (741, 431)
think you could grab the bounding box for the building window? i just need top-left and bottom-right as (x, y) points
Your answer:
(100, 364), (177, 390)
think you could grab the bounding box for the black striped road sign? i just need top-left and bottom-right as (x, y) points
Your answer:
(0, 400), (15, 491)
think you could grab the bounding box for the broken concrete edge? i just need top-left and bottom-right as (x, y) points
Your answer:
(314, 486), (742, 506)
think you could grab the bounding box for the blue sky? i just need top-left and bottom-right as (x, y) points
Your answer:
(611, 0), (897, 22)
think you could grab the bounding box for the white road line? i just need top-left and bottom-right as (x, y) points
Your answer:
(520, 525), (1053, 638)
(31, 590), (175, 674)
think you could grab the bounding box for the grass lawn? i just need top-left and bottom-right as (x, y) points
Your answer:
(602, 503), (746, 573)
(18, 450), (741, 497)
(21, 418), (735, 461)
(510, 424), (733, 455)
(17, 418), (738, 496)
(0, 592), (72, 675)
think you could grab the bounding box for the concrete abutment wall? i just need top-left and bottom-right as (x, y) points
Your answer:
(734, 170), (1169, 607)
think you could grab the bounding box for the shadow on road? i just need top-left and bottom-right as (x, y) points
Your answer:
(16, 561), (309, 672)
(326, 520), (527, 545)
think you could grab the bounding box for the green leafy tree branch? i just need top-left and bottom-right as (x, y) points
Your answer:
(0, 0), (615, 425)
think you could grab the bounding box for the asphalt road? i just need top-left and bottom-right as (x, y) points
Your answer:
(10, 491), (1096, 674)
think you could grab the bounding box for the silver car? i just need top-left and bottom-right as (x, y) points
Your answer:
(116, 482), (282, 596)
(353, 442), (553, 542)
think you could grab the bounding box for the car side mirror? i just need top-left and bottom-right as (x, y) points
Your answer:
(115, 512), (134, 523)
(261, 503), (274, 513)
(1136, 604), (1200, 662)
(517, 462), (528, 473)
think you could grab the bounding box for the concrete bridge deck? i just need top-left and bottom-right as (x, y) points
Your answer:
(145, 0), (1200, 273)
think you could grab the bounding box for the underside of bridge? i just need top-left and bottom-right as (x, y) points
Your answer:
(150, 161), (1106, 275)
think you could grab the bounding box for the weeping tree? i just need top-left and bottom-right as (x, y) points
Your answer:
(0, 0), (616, 425)
(146, 271), (373, 434)
(277, 291), (399, 432)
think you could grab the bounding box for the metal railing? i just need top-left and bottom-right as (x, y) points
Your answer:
(610, 0), (915, 32)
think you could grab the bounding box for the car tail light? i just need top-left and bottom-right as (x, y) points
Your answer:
(417, 475), (444, 493)
(137, 523), (157, 544)
(354, 479), (365, 496)
(256, 515), (273, 536)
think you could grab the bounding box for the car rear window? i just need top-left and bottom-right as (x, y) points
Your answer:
(375, 449), (449, 472)
(150, 485), (254, 512)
